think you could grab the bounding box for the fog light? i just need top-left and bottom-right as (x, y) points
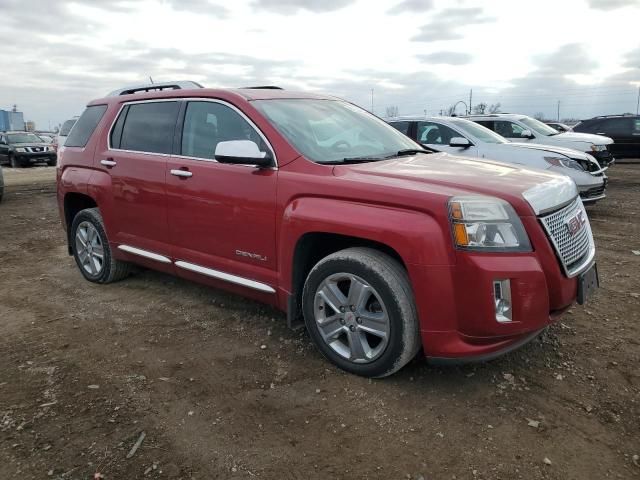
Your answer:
(493, 279), (512, 323)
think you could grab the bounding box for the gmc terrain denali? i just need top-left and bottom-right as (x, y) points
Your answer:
(56, 82), (599, 378)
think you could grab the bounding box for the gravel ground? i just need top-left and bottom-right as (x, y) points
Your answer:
(0, 165), (638, 480)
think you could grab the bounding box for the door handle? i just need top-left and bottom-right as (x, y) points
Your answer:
(170, 169), (193, 178)
(100, 159), (117, 167)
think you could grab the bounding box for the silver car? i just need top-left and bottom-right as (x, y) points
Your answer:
(389, 116), (607, 203)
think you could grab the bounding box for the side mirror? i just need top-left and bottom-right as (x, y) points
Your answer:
(520, 129), (534, 139)
(449, 137), (471, 148)
(214, 140), (273, 167)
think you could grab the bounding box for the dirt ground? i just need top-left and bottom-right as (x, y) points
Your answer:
(0, 164), (638, 480)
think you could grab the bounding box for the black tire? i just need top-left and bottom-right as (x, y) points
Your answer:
(47, 158), (57, 167)
(70, 208), (133, 284)
(9, 155), (21, 168)
(302, 247), (420, 378)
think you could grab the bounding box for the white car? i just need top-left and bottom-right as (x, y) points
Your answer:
(56, 116), (78, 151)
(465, 114), (614, 167)
(388, 116), (607, 203)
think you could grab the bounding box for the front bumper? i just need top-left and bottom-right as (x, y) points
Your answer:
(409, 216), (581, 361)
(14, 152), (56, 164)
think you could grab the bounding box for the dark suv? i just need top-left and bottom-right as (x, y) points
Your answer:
(573, 115), (640, 158)
(0, 131), (57, 167)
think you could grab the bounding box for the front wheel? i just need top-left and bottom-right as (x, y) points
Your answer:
(70, 208), (133, 283)
(9, 155), (22, 168)
(302, 247), (420, 378)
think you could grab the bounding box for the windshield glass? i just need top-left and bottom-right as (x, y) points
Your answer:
(449, 119), (507, 144)
(60, 119), (77, 136)
(7, 133), (43, 144)
(520, 116), (559, 136)
(253, 99), (419, 163)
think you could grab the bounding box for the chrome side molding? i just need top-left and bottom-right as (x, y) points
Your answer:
(117, 245), (172, 263)
(175, 260), (276, 293)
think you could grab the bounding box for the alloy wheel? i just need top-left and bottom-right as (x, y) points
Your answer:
(75, 221), (105, 276)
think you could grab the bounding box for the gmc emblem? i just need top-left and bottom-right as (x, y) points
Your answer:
(565, 210), (586, 236)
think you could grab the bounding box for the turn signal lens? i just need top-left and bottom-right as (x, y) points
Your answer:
(453, 223), (469, 246)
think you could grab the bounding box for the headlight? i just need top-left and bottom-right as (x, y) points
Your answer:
(14, 147), (26, 153)
(590, 144), (606, 152)
(46, 146), (53, 152)
(544, 156), (584, 171)
(448, 196), (532, 252)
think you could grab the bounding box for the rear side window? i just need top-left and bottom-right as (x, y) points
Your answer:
(64, 106), (107, 148)
(390, 121), (410, 135)
(119, 101), (179, 154)
(59, 119), (77, 136)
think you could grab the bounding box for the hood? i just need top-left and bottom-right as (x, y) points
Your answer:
(332, 152), (577, 216)
(552, 131), (613, 145)
(509, 142), (595, 161)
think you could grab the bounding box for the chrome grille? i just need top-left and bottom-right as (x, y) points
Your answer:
(539, 198), (595, 277)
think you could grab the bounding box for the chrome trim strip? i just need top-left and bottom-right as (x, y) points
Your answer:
(118, 245), (172, 263)
(106, 97), (278, 168)
(174, 260), (275, 293)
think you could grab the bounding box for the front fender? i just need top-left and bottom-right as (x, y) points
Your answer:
(277, 196), (454, 294)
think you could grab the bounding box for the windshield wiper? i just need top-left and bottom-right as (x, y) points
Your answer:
(390, 148), (433, 157)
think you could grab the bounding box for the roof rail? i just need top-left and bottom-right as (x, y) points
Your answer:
(240, 86), (284, 90)
(107, 80), (204, 97)
(593, 113), (637, 118)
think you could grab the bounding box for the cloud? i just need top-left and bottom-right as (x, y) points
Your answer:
(162, 0), (229, 16)
(251, 0), (354, 14)
(418, 51), (472, 65)
(412, 7), (494, 42)
(532, 43), (599, 76)
(587, 0), (639, 10)
(388, 0), (434, 14)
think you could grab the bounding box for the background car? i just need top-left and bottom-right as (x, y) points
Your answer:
(465, 113), (615, 166)
(55, 116), (78, 151)
(546, 122), (573, 132)
(573, 114), (640, 158)
(0, 131), (57, 167)
(389, 116), (608, 203)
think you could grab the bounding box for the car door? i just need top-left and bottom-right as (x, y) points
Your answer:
(417, 121), (479, 157)
(166, 99), (278, 295)
(598, 117), (635, 158)
(96, 100), (179, 262)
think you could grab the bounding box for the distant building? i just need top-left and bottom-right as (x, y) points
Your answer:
(0, 106), (26, 131)
(25, 121), (35, 131)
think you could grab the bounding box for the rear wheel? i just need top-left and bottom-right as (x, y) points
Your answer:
(302, 247), (420, 378)
(71, 208), (133, 283)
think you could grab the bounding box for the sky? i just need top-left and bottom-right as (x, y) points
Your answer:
(0, 0), (639, 130)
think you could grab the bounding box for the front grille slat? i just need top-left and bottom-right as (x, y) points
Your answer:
(539, 198), (595, 277)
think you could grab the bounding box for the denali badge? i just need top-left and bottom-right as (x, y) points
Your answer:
(565, 210), (586, 236)
(235, 250), (268, 262)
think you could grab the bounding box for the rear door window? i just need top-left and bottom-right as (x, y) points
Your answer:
(119, 101), (180, 154)
(602, 118), (633, 136)
(65, 106), (107, 148)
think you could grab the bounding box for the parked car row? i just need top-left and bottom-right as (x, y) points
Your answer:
(55, 81), (601, 378)
(389, 116), (608, 203)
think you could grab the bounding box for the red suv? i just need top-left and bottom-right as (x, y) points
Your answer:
(56, 82), (599, 377)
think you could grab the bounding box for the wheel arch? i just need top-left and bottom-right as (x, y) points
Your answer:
(63, 192), (98, 254)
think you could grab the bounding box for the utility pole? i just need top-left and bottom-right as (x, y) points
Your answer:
(636, 85), (639, 115)
(423, 109), (427, 118)
(557, 100), (560, 121)
(370, 89), (374, 114)
(469, 89), (473, 115)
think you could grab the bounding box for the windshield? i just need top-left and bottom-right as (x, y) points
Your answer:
(449, 118), (507, 144)
(7, 133), (43, 144)
(59, 119), (77, 136)
(253, 99), (419, 163)
(520, 116), (560, 136)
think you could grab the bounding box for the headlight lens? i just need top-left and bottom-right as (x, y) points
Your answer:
(590, 144), (606, 152)
(544, 156), (584, 171)
(449, 196), (532, 252)
(15, 147), (26, 152)
(46, 146), (53, 151)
